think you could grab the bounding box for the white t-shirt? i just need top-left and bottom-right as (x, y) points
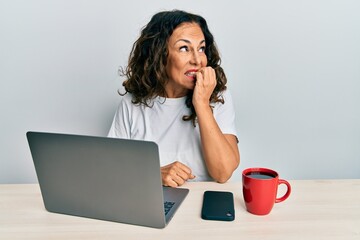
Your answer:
(107, 90), (237, 181)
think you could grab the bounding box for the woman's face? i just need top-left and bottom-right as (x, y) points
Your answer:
(165, 22), (207, 98)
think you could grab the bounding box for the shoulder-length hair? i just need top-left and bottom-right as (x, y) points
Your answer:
(120, 10), (227, 126)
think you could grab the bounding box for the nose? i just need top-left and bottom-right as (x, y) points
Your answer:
(190, 51), (201, 66)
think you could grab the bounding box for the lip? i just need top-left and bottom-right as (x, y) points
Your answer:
(185, 69), (199, 74)
(184, 69), (199, 80)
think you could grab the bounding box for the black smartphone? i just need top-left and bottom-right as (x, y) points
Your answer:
(201, 191), (235, 221)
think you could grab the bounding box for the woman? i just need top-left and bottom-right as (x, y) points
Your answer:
(108, 10), (240, 187)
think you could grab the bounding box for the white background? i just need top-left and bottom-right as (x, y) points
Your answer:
(1, 0), (359, 183)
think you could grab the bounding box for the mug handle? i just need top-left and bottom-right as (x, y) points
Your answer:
(275, 179), (291, 203)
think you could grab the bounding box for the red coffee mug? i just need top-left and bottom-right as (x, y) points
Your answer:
(242, 168), (291, 215)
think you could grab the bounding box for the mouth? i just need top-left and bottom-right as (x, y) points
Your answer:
(185, 69), (198, 79)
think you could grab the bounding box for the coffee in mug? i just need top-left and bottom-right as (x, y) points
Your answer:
(242, 167), (291, 215)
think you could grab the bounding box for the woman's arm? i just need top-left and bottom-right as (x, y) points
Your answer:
(194, 67), (240, 183)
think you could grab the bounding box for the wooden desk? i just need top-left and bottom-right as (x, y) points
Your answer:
(1, 180), (359, 239)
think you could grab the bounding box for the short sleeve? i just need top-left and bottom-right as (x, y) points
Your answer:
(213, 90), (238, 138)
(107, 95), (132, 138)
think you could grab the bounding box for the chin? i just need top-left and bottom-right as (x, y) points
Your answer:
(188, 85), (195, 91)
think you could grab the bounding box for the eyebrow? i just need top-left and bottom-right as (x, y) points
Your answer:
(174, 39), (206, 46)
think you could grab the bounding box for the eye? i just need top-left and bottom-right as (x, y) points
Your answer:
(179, 46), (188, 52)
(199, 46), (206, 53)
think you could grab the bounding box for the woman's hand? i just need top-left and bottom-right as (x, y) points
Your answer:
(193, 67), (217, 109)
(161, 161), (195, 187)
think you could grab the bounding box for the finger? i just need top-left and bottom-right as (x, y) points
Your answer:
(204, 67), (216, 86)
(166, 180), (178, 188)
(165, 167), (187, 186)
(171, 174), (186, 186)
(163, 175), (179, 188)
(174, 161), (195, 179)
(167, 172), (195, 186)
(173, 168), (190, 181)
(197, 67), (216, 90)
(167, 164), (189, 181)
(176, 168), (196, 181)
(196, 69), (204, 83)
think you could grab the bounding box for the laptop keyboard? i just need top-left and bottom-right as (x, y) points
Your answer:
(164, 201), (175, 215)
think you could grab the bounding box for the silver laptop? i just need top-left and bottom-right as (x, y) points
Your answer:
(26, 131), (189, 228)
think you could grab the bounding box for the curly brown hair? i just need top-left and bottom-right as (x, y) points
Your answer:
(119, 10), (227, 125)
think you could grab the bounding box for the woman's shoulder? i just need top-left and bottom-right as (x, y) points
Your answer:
(211, 89), (236, 115)
(118, 93), (158, 106)
(212, 89), (234, 107)
(219, 89), (233, 101)
(113, 93), (134, 114)
(117, 92), (134, 104)
(117, 93), (155, 112)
